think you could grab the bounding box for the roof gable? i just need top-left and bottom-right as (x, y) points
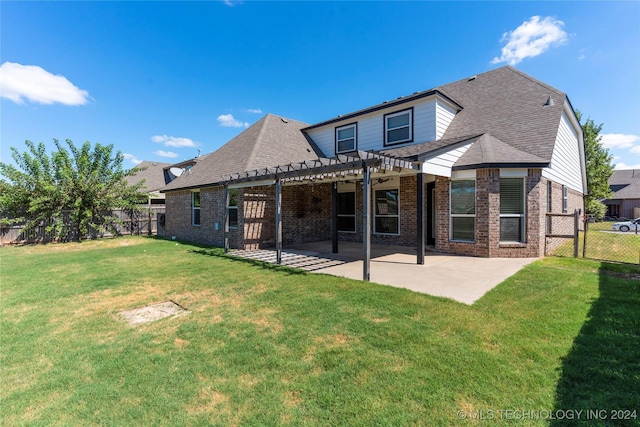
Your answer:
(438, 66), (568, 162)
(163, 114), (322, 191)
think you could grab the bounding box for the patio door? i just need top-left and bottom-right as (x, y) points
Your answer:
(426, 182), (436, 246)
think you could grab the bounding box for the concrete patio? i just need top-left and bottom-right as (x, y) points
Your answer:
(229, 241), (537, 304)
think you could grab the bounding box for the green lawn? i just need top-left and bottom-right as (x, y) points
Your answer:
(582, 221), (640, 264)
(2, 237), (639, 426)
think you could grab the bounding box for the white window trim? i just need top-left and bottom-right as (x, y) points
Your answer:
(499, 178), (526, 243)
(373, 188), (400, 235)
(337, 190), (356, 233)
(562, 185), (568, 213)
(335, 123), (357, 154)
(384, 108), (413, 146)
(227, 188), (238, 229)
(449, 179), (476, 242)
(192, 191), (201, 227)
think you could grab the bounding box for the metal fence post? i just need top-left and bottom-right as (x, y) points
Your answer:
(573, 209), (580, 258)
(582, 217), (588, 259)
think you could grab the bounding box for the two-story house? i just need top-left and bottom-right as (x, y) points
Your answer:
(161, 66), (586, 262)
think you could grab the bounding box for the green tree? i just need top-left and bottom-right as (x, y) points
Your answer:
(0, 139), (146, 240)
(576, 111), (614, 220)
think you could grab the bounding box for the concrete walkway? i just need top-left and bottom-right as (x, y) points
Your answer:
(229, 241), (537, 304)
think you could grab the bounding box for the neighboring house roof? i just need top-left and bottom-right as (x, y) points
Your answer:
(126, 161), (172, 193)
(608, 169), (640, 199)
(163, 114), (322, 191)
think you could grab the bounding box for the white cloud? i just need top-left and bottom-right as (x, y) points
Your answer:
(614, 162), (640, 170)
(491, 16), (568, 65)
(630, 146), (640, 155)
(0, 62), (90, 105)
(123, 153), (142, 165)
(151, 135), (197, 148)
(154, 150), (178, 158)
(600, 133), (639, 149)
(217, 114), (249, 128)
(247, 108), (263, 114)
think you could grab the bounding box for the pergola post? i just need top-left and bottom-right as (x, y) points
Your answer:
(417, 173), (425, 265)
(331, 182), (338, 253)
(275, 178), (282, 264)
(223, 185), (229, 252)
(362, 166), (371, 281)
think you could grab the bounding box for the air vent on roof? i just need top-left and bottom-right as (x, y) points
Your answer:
(468, 75), (477, 81)
(281, 118), (288, 123)
(544, 96), (554, 107)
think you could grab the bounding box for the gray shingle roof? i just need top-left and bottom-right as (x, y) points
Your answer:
(436, 66), (567, 162)
(163, 114), (322, 191)
(126, 161), (172, 192)
(608, 169), (640, 199)
(453, 133), (549, 169)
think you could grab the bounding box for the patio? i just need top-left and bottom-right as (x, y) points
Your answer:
(229, 241), (537, 304)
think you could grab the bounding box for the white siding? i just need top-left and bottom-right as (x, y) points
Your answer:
(542, 108), (585, 193)
(435, 100), (456, 140)
(306, 95), (458, 156)
(421, 143), (473, 177)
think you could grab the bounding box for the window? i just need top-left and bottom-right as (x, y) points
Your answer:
(384, 108), (413, 146)
(500, 178), (526, 242)
(228, 188), (238, 229)
(562, 185), (568, 213)
(337, 192), (356, 232)
(374, 189), (399, 234)
(335, 123), (357, 153)
(450, 180), (475, 241)
(547, 181), (553, 213)
(192, 191), (201, 226)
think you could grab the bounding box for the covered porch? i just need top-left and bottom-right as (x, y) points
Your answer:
(229, 241), (536, 305)
(223, 151), (430, 281)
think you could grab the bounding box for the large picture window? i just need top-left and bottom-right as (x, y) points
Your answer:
(337, 192), (356, 232)
(374, 189), (399, 234)
(450, 180), (475, 241)
(228, 188), (238, 229)
(500, 178), (526, 242)
(384, 108), (413, 146)
(335, 123), (357, 154)
(192, 191), (201, 226)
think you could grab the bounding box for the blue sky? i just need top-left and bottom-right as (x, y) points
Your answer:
(2, 1), (639, 170)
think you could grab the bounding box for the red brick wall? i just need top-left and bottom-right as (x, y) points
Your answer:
(165, 170), (584, 258)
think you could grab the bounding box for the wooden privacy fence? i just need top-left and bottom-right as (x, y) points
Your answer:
(0, 207), (165, 245)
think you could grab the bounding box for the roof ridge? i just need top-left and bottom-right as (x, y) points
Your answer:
(502, 65), (565, 96)
(245, 114), (271, 168)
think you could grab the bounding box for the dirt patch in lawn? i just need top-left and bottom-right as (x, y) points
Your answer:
(118, 300), (189, 325)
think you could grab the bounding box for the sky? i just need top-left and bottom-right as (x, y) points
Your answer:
(1, 1), (639, 171)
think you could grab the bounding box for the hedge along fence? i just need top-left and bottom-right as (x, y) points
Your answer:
(0, 206), (165, 245)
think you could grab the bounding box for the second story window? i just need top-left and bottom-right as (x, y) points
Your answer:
(384, 108), (413, 146)
(335, 123), (357, 153)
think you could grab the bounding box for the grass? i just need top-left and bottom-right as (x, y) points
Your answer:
(2, 237), (639, 426)
(582, 221), (640, 264)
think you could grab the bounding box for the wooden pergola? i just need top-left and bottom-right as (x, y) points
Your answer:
(221, 151), (425, 281)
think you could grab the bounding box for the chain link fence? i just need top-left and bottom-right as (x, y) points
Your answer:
(545, 210), (640, 265)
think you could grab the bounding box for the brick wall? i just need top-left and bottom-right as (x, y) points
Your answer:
(435, 169), (558, 258)
(165, 187), (227, 247)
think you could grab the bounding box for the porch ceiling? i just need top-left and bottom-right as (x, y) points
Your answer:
(222, 150), (420, 186)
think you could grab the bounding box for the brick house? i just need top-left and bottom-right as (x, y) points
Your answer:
(161, 66), (586, 263)
(603, 169), (640, 219)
